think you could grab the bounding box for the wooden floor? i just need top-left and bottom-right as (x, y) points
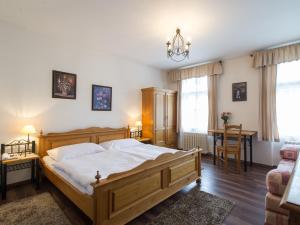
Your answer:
(0, 155), (271, 225)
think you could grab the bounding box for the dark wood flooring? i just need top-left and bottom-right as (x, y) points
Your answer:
(0, 155), (271, 225)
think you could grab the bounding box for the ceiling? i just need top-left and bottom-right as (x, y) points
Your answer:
(0, 0), (300, 70)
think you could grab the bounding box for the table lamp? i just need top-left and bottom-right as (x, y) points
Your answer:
(21, 125), (37, 143)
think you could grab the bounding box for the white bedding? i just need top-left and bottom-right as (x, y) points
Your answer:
(44, 143), (179, 195)
(43, 156), (94, 195)
(116, 144), (178, 160)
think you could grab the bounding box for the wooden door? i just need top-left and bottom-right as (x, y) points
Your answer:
(154, 91), (166, 146)
(166, 93), (177, 147)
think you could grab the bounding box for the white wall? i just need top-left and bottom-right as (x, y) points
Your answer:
(168, 55), (283, 166)
(0, 21), (167, 183)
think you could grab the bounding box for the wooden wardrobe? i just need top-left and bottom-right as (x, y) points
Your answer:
(141, 87), (177, 148)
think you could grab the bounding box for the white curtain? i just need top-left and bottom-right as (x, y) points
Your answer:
(180, 76), (209, 152)
(208, 75), (218, 130)
(169, 61), (221, 151)
(276, 60), (300, 142)
(258, 65), (279, 141)
(253, 43), (300, 142)
(177, 81), (184, 149)
(181, 77), (208, 133)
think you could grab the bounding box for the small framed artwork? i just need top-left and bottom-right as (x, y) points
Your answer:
(232, 82), (247, 101)
(52, 70), (76, 99)
(92, 85), (112, 111)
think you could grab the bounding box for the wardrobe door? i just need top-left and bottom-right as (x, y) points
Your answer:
(154, 91), (166, 146)
(166, 92), (177, 147)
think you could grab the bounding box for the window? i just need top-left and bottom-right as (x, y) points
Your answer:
(181, 76), (208, 133)
(276, 60), (300, 141)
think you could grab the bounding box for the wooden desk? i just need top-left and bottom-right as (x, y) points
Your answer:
(280, 154), (300, 225)
(1, 153), (40, 200)
(208, 129), (257, 172)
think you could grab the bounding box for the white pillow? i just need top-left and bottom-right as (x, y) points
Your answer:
(47, 143), (106, 161)
(99, 138), (142, 150)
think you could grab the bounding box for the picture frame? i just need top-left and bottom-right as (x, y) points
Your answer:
(92, 85), (112, 111)
(232, 82), (247, 101)
(52, 70), (77, 99)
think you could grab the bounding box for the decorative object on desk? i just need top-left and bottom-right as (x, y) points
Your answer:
(92, 85), (112, 111)
(221, 112), (231, 125)
(232, 82), (247, 101)
(21, 125), (36, 143)
(1, 153), (11, 160)
(52, 70), (77, 99)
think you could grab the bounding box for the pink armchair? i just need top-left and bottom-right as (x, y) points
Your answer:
(265, 144), (300, 225)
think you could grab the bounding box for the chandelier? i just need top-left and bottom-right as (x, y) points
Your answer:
(166, 28), (191, 62)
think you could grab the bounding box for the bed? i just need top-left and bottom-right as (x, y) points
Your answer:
(39, 127), (202, 225)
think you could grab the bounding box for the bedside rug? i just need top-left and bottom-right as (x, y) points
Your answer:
(0, 192), (71, 225)
(143, 188), (234, 225)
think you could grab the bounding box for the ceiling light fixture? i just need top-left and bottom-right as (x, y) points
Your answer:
(166, 28), (191, 62)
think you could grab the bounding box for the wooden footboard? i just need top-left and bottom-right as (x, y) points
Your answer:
(92, 148), (201, 225)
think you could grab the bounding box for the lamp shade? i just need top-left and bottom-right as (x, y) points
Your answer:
(135, 121), (142, 127)
(21, 125), (37, 134)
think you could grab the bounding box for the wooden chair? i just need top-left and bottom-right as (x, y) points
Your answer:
(216, 124), (242, 172)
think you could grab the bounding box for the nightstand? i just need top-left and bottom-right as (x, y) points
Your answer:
(1, 140), (40, 200)
(1, 153), (40, 200)
(136, 137), (151, 144)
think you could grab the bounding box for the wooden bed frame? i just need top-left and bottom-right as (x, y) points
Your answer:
(39, 127), (202, 225)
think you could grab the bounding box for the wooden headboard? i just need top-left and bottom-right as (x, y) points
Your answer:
(38, 127), (129, 157)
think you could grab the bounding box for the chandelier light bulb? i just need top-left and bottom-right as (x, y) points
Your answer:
(167, 41), (171, 49)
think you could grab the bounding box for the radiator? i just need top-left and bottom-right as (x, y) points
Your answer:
(183, 132), (208, 152)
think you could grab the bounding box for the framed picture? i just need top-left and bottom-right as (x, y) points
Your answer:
(92, 85), (112, 111)
(52, 70), (76, 99)
(232, 82), (247, 101)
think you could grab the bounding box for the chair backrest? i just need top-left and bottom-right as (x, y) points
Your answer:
(224, 124), (242, 151)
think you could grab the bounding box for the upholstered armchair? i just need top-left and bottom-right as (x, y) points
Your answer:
(265, 145), (300, 225)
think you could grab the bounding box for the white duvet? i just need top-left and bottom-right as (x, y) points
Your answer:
(51, 144), (178, 189)
(116, 144), (178, 159)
